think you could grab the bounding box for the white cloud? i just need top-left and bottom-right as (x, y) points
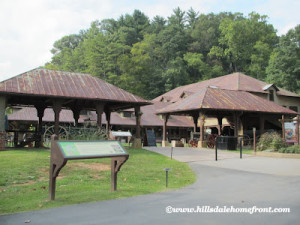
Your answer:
(0, 0), (113, 81)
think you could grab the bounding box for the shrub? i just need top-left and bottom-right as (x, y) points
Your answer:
(279, 145), (300, 154)
(257, 132), (287, 151)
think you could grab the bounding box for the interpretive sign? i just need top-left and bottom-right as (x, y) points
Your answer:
(58, 141), (127, 158)
(284, 122), (297, 143)
(49, 135), (129, 200)
(111, 131), (132, 137)
(110, 131), (132, 145)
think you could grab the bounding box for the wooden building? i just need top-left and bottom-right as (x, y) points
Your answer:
(3, 71), (299, 148)
(0, 69), (150, 149)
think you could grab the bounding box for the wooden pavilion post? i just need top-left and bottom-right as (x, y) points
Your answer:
(71, 104), (81, 127)
(296, 115), (299, 145)
(162, 114), (170, 147)
(192, 113), (198, 132)
(217, 116), (223, 136)
(0, 95), (7, 150)
(234, 112), (238, 137)
(133, 106), (142, 148)
(53, 101), (62, 136)
(105, 109), (111, 137)
(259, 114), (265, 136)
(95, 103), (104, 131)
(281, 115), (285, 140)
(198, 112), (206, 148)
(35, 104), (46, 147)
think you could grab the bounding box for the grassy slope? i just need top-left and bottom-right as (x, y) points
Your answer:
(0, 148), (196, 215)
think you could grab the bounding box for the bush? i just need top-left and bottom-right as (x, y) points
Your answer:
(68, 127), (107, 140)
(279, 145), (300, 154)
(257, 132), (287, 151)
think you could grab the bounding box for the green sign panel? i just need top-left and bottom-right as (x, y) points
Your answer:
(57, 141), (127, 158)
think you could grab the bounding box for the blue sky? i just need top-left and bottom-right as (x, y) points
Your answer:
(0, 0), (299, 81)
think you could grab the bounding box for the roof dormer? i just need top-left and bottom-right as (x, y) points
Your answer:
(263, 84), (279, 102)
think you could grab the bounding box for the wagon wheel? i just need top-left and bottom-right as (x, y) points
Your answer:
(189, 140), (198, 148)
(207, 134), (217, 148)
(43, 125), (69, 147)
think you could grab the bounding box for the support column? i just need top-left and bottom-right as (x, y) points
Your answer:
(0, 96), (6, 150)
(192, 113), (198, 132)
(53, 101), (62, 136)
(35, 104), (46, 148)
(233, 112), (241, 137)
(281, 115), (285, 140)
(71, 105), (81, 127)
(259, 114), (265, 136)
(105, 109), (111, 138)
(198, 113), (206, 148)
(162, 114), (170, 147)
(133, 106), (142, 148)
(217, 116), (223, 135)
(95, 103), (104, 130)
(296, 115), (299, 145)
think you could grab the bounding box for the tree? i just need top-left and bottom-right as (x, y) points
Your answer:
(118, 34), (164, 99)
(149, 16), (166, 34)
(266, 25), (300, 94)
(186, 8), (199, 30)
(210, 12), (277, 78)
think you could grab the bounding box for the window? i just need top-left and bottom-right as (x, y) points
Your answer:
(289, 106), (298, 112)
(269, 90), (274, 101)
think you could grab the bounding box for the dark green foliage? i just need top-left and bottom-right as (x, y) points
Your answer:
(266, 25), (300, 94)
(45, 9), (300, 99)
(278, 145), (300, 154)
(257, 132), (287, 151)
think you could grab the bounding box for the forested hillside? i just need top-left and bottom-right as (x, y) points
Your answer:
(44, 8), (300, 99)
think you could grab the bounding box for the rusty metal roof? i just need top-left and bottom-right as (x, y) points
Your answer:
(153, 72), (300, 103)
(158, 87), (298, 115)
(0, 68), (149, 104)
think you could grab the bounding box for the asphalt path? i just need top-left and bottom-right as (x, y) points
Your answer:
(1, 147), (300, 225)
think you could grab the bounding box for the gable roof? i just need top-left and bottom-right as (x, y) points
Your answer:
(0, 68), (148, 104)
(153, 72), (300, 103)
(158, 87), (297, 115)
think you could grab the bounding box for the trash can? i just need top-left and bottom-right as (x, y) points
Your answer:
(216, 136), (237, 150)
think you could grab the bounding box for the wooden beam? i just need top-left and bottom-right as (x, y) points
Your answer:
(282, 115), (285, 140)
(134, 106), (142, 139)
(52, 100), (62, 136)
(95, 103), (105, 129)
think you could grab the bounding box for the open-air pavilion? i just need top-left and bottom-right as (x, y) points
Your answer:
(0, 69), (150, 149)
(157, 87), (298, 148)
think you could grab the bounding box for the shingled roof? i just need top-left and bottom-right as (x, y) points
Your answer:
(153, 72), (300, 103)
(0, 68), (149, 104)
(158, 87), (297, 115)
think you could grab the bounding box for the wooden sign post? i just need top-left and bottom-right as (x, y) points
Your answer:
(49, 135), (129, 200)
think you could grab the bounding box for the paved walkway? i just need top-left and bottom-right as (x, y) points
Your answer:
(144, 147), (300, 176)
(1, 147), (300, 225)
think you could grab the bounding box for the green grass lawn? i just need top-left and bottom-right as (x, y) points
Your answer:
(0, 147), (196, 215)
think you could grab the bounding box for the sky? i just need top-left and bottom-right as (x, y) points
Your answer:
(0, 0), (299, 82)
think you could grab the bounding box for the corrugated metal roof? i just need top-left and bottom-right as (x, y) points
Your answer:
(153, 73), (300, 103)
(158, 87), (298, 115)
(0, 68), (149, 104)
